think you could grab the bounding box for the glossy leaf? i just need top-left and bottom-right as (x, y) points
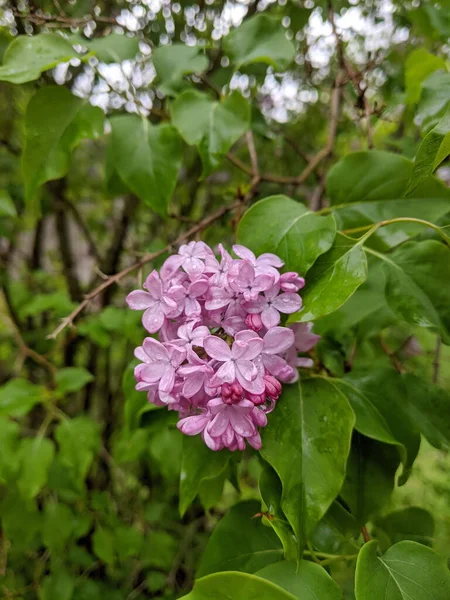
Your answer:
(22, 86), (104, 212)
(171, 90), (250, 177)
(108, 115), (182, 216)
(333, 197), (450, 251)
(82, 33), (139, 63)
(289, 234), (367, 323)
(374, 507), (435, 547)
(355, 540), (450, 599)
(373, 240), (450, 343)
(405, 49), (446, 104)
(179, 434), (229, 516)
(343, 369), (421, 482)
(237, 195), (336, 275)
(179, 571), (296, 600)
(0, 34), (78, 83)
(311, 501), (359, 555)
(330, 378), (402, 449)
(407, 106), (450, 194)
(197, 501), (283, 576)
(259, 463), (297, 561)
(257, 560), (344, 600)
(326, 151), (412, 205)
(224, 14), (295, 71)
(417, 71), (450, 132)
(341, 434), (401, 526)
(153, 43), (208, 95)
(0, 378), (44, 417)
(260, 378), (354, 555)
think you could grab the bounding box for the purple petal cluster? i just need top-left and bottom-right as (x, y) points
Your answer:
(127, 242), (319, 451)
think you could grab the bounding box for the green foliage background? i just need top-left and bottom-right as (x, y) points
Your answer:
(1, 0), (450, 598)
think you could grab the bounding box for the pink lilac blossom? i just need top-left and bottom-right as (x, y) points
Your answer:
(126, 242), (320, 451)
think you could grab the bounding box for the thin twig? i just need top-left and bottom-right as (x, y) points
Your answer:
(1, 310), (56, 382)
(246, 131), (259, 176)
(433, 336), (441, 385)
(12, 9), (117, 25)
(379, 336), (405, 374)
(63, 199), (101, 264)
(47, 197), (249, 339)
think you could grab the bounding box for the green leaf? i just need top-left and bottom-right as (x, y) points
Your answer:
(39, 569), (75, 600)
(42, 502), (74, 550)
(18, 437), (55, 499)
(289, 234), (368, 323)
(257, 561), (344, 600)
(260, 378), (354, 556)
(0, 33), (78, 83)
(341, 434), (401, 526)
(333, 197), (450, 251)
(259, 463), (297, 561)
(153, 43), (209, 96)
(92, 526), (115, 565)
(108, 115), (182, 216)
(417, 71), (450, 132)
(374, 507), (435, 547)
(342, 369), (421, 482)
(171, 90), (250, 177)
(82, 33), (139, 63)
(0, 189), (16, 217)
(179, 571), (296, 600)
(224, 15), (295, 71)
(402, 373), (450, 450)
(55, 416), (100, 487)
(179, 435), (229, 516)
(355, 540), (450, 599)
(197, 501), (283, 577)
(407, 106), (450, 194)
(55, 367), (94, 393)
(237, 195), (336, 275)
(326, 151), (412, 205)
(0, 378), (44, 417)
(311, 501), (359, 555)
(331, 378), (402, 447)
(22, 86), (104, 212)
(0, 418), (21, 483)
(370, 240), (450, 343)
(405, 49), (446, 104)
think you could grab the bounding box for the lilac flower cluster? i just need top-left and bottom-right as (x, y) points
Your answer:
(127, 242), (320, 451)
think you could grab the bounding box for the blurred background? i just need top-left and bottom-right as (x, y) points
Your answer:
(0, 0), (450, 598)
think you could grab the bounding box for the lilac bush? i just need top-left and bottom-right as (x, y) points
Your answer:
(127, 242), (319, 451)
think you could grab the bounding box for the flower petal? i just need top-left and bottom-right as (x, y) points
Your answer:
(178, 414), (209, 436)
(261, 306), (280, 329)
(215, 360), (236, 383)
(142, 305), (165, 333)
(232, 244), (256, 264)
(143, 270), (162, 299)
(126, 290), (153, 310)
(207, 411), (230, 437)
(272, 292), (302, 314)
(204, 335), (231, 361)
(229, 411), (256, 437)
(236, 359), (257, 382)
(264, 326), (295, 354)
(143, 337), (169, 361)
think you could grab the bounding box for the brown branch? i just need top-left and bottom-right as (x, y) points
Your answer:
(433, 336), (441, 385)
(47, 194), (256, 340)
(379, 336), (406, 374)
(246, 131), (259, 176)
(12, 9), (117, 26)
(1, 304), (56, 383)
(227, 77), (342, 191)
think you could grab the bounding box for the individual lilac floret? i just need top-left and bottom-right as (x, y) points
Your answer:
(127, 241), (319, 451)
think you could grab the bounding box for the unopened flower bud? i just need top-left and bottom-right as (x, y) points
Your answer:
(264, 375), (282, 400)
(221, 383), (233, 398)
(247, 392), (266, 405)
(245, 313), (263, 332)
(280, 272), (305, 293)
